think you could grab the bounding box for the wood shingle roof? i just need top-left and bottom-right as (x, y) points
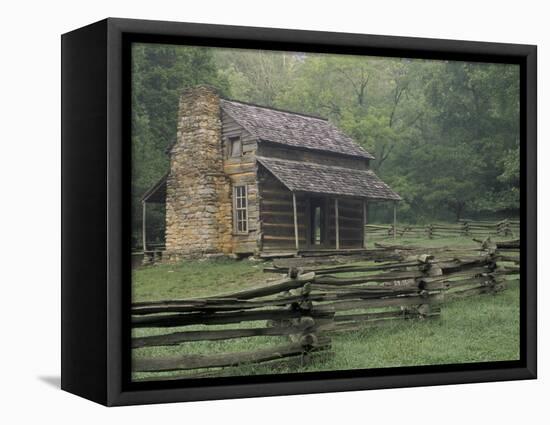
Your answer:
(257, 156), (401, 201)
(220, 99), (375, 160)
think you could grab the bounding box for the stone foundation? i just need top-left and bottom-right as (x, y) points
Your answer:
(164, 86), (233, 260)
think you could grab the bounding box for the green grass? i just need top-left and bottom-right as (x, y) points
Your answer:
(131, 235), (520, 380)
(132, 257), (270, 301)
(319, 282), (519, 370)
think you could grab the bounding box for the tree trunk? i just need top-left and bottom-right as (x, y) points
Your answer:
(454, 202), (465, 221)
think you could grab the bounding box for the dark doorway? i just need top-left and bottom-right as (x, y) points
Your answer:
(309, 197), (327, 247)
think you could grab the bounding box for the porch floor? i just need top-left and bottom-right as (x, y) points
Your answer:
(259, 248), (370, 259)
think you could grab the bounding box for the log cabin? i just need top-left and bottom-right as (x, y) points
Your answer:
(142, 85), (400, 261)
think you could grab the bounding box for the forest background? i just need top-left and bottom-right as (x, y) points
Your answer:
(131, 44), (520, 246)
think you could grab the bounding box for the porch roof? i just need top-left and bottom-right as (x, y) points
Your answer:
(141, 172), (168, 203)
(257, 156), (401, 201)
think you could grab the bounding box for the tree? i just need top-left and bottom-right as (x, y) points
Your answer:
(214, 49), (299, 107)
(131, 45), (521, 244)
(131, 43), (230, 243)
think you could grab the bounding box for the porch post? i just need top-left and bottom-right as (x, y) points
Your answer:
(142, 200), (147, 252)
(292, 192), (299, 251)
(335, 198), (340, 250)
(393, 201), (397, 240)
(363, 199), (367, 248)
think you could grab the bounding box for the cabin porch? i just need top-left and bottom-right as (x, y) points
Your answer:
(257, 158), (400, 253)
(258, 187), (398, 254)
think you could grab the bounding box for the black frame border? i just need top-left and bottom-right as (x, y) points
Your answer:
(85, 17), (536, 406)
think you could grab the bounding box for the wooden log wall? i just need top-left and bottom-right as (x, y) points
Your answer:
(257, 141), (369, 170)
(221, 111), (260, 254)
(258, 167), (307, 251)
(327, 198), (364, 249)
(256, 143), (368, 252)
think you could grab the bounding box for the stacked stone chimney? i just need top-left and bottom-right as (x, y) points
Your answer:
(164, 86), (233, 260)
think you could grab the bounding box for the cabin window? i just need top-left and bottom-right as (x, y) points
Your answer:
(229, 136), (242, 157)
(233, 185), (248, 233)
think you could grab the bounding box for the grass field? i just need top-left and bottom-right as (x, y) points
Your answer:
(131, 235), (520, 381)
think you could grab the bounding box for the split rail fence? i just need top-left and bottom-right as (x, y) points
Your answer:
(131, 239), (519, 379)
(366, 219), (519, 240)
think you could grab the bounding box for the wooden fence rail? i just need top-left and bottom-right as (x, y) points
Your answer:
(366, 219), (519, 240)
(131, 242), (518, 378)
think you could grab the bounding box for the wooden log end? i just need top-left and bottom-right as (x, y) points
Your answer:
(299, 316), (315, 329)
(288, 266), (299, 279)
(299, 333), (318, 347)
(418, 254), (434, 263)
(299, 300), (313, 311)
(416, 303), (432, 316)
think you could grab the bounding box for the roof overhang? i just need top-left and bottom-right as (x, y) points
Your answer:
(141, 173), (168, 203)
(257, 156), (401, 201)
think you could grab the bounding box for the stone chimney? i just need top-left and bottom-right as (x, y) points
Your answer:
(164, 86), (232, 260)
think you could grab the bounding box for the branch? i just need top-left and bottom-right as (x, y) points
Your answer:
(388, 85), (406, 128)
(319, 101), (342, 118)
(336, 66), (369, 107)
(376, 143), (396, 171)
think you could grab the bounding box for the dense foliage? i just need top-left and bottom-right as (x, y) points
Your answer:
(131, 44), (230, 246)
(132, 44), (520, 244)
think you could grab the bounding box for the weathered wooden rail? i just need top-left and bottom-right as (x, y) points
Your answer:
(366, 219), (519, 240)
(131, 242), (518, 379)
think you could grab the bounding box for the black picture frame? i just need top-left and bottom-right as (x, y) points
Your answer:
(61, 17), (537, 406)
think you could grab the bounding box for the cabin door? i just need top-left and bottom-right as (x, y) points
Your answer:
(307, 197), (329, 249)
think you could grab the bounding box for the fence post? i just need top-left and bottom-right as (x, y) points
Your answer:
(487, 252), (499, 294)
(393, 201), (397, 240)
(484, 243), (503, 295)
(141, 251), (152, 266)
(496, 219), (511, 236)
(269, 266), (299, 331)
(504, 219), (512, 237)
(284, 268), (327, 365)
(413, 254), (441, 318)
(473, 238), (503, 295)
(461, 220), (470, 236)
